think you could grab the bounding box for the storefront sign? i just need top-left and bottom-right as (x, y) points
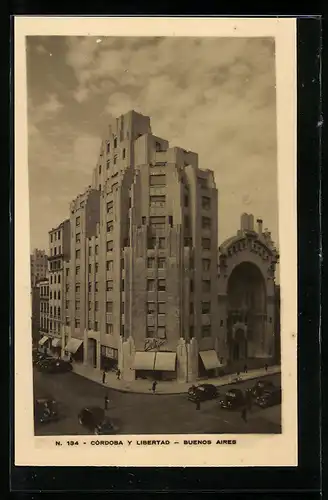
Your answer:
(101, 346), (118, 360)
(144, 338), (167, 352)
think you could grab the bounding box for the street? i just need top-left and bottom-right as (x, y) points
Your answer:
(33, 368), (282, 435)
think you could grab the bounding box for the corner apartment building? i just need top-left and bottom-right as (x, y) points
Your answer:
(30, 248), (48, 287)
(46, 219), (71, 354)
(64, 110), (221, 383)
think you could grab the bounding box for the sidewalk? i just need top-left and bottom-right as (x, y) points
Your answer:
(72, 363), (281, 395)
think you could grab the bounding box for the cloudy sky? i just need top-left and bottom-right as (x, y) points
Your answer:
(26, 36), (278, 252)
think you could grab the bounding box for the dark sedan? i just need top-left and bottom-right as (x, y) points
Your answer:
(78, 406), (118, 435)
(255, 387), (282, 408)
(251, 380), (276, 398)
(34, 397), (60, 425)
(187, 384), (219, 402)
(220, 389), (245, 410)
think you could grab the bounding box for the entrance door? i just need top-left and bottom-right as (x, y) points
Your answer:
(233, 329), (247, 360)
(87, 339), (97, 368)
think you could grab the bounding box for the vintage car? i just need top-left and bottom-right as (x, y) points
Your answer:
(255, 387), (282, 408)
(187, 384), (219, 402)
(34, 397), (59, 424)
(251, 379), (276, 398)
(38, 359), (73, 373)
(220, 388), (245, 410)
(78, 406), (118, 434)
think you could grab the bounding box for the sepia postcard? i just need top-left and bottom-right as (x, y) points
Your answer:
(14, 16), (298, 467)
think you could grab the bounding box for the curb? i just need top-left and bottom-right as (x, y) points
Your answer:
(71, 368), (281, 396)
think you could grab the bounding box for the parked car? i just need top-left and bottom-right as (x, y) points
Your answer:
(78, 406), (118, 434)
(220, 388), (245, 410)
(39, 359), (73, 373)
(251, 380), (276, 398)
(187, 384), (219, 402)
(34, 397), (59, 424)
(255, 387), (282, 408)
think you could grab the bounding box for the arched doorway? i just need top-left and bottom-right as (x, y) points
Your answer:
(227, 262), (266, 361)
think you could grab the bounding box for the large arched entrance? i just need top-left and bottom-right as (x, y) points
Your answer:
(227, 262), (266, 362)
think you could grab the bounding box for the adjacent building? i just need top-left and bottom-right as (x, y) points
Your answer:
(30, 248), (48, 287)
(217, 213), (280, 367)
(37, 277), (49, 351)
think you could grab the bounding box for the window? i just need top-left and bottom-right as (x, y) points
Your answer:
(184, 193), (189, 207)
(54, 291), (57, 300)
(158, 257), (166, 269)
(202, 196), (211, 210)
(95, 301), (99, 311)
(65, 300), (69, 309)
(150, 216), (166, 229)
(50, 306), (53, 315)
(107, 201), (113, 213)
(107, 240), (113, 252)
(202, 302), (211, 314)
(158, 302), (166, 314)
(146, 326), (155, 338)
(158, 279), (166, 292)
(158, 327), (166, 339)
(88, 247), (92, 257)
(106, 301), (113, 313)
(66, 268), (69, 276)
(147, 279), (155, 292)
(88, 301), (92, 311)
(50, 234), (53, 243)
(76, 266), (80, 276)
(148, 237), (156, 249)
(150, 195), (165, 207)
(149, 174), (166, 186)
(107, 222), (113, 232)
(220, 320), (224, 327)
(123, 148), (126, 159)
(114, 155), (118, 165)
(76, 216), (81, 227)
(202, 238), (211, 250)
(107, 159), (110, 170)
(147, 257), (155, 268)
(147, 302), (156, 314)
(95, 263), (99, 273)
(54, 275), (57, 284)
(106, 323), (113, 334)
(184, 215), (190, 229)
(202, 280), (211, 292)
(75, 319), (80, 328)
(99, 164), (102, 174)
(50, 275), (53, 284)
(95, 282), (99, 292)
(114, 137), (117, 148)
(121, 258), (124, 270)
(88, 283), (92, 293)
(88, 264), (92, 273)
(75, 284), (80, 293)
(106, 260), (113, 271)
(58, 231), (61, 240)
(202, 325), (211, 337)
(54, 247), (57, 256)
(95, 245), (99, 255)
(94, 322), (99, 331)
(155, 141), (162, 152)
(50, 291), (52, 299)
(76, 233), (81, 243)
(190, 302), (194, 314)
(76, 249), (81, 259)
(121, 279), (125, 292)
(75, 301), (80, 310)
(58, 291), (61, 300)
(107, 142), (110, 154)
(88, 320), (92, 330)
(168, 215), (173, 227)
(190, 280), (194, 293)
(158, 237), (165, 249)
(202, 216), (211, 229)
(202, 259), (211, 271)
(106, 280), (113, 291)
(198, 177), (207, 188)
(58, 274), (61, 284)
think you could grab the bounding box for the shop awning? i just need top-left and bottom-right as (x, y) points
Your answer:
(52, 338), (61, 348)
(65, 338), (83, 354)
(199, 350), (222, 370)
(38, 336), (49, 346)
(132, 351), (156, 371)
(154, 352), (176, 371)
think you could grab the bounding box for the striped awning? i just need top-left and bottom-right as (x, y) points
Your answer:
(65, 338), (83, 354)
(38, 336), (49, 346)
(153, 352), (176, 371)
(199, 350), (222, 370)
(132, 351), (156, 370)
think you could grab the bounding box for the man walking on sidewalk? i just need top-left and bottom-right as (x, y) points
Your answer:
(264, 363), (268, 372)
(243, 364), (248, 374)
(104, 394), (110, 410)
(152, 380), (158, 394)
(102, 370), (106, 384)
(116, 369), (121, 380)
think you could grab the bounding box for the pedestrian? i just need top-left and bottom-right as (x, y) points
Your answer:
(152, 380), (157, 394)
(264, 363), (268, 372)
(104, 394), (109, 410)
(116, 368), (121, 380)
(244, 364), (248, 374)
(196, 397), (201, 411)
(241, 406), (248, 423)
(102, 370), (106, 384)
